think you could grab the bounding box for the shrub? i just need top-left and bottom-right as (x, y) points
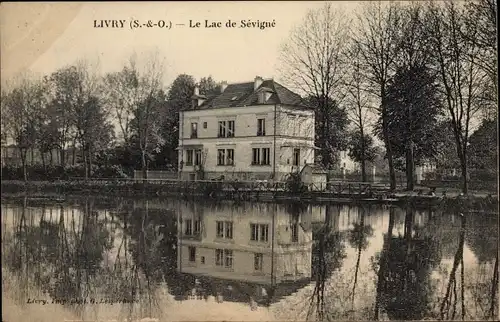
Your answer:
(93, 165), (129, 179)
(285, 172), (307, 193)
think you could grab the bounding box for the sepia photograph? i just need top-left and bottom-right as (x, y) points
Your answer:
(1, 1), (498, 321)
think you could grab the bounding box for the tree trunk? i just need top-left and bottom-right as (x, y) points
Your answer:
(83, 148), (88, 180)
(381, 90), (396, 190)
(20, 149), (27, 182)
(382, 117), (396, 190)
(406, 140), (415, 191)
(72, 140), (77, 166)
(41, 151), (46, 170)
(360, 128), (367, 182)
(88, 147), (93, 178)
(60, 148), (65, 167)
(460, 156), (468, 195)
(142, 149), (148, 180)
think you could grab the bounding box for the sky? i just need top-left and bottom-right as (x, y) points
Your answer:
(1, 1), (361, 88)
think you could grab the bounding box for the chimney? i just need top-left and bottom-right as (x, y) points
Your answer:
(194, 85), (200, 96)
(220, 81), (228, 93)
(254, 76), (263, 91)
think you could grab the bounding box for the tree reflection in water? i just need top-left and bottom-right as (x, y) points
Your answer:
(2, 198), (179, 321)
(307, 204), (347, 321)
(347, 204), (374, 313)
(374, 205), (441, 320)
(2, 197), (114, 319)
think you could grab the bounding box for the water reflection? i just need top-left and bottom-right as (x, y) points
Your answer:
(1, 196), (498, 321)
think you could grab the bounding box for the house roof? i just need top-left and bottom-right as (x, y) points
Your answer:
(187, 79), (311, 110)
(171, 272), (311, 306)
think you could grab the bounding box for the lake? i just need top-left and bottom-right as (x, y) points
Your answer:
(1, 195), (498, 321)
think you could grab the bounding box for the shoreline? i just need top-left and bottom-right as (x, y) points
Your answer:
(1, 180), (497, 211)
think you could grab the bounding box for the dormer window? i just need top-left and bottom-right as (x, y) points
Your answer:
(258, 92), (266, 104)
(257, 87), (273, 104)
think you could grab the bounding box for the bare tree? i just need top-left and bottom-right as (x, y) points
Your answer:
(354, 1), (403, 190)
(344, 41), (375, 181)
(463, 0), (497, 117)
(102, 54), (142, 146)
(278, 2), (351, 169)
(1, 74), (47, 181)
(426, 1), (486, 194)
(128, 51), (167, 179)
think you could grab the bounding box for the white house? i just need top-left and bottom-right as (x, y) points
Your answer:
(178, 76), (316, 181)
(175, 201), (313, 304)
(177, 202), (313, 284)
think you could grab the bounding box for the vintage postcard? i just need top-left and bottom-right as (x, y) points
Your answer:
(1, 1), (498, 322)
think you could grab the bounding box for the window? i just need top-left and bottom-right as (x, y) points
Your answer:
(216, 221), (224, 238)
(189, 246), (196, 262)
(218, 120), (235, 138)
(218, 149), (234, 166)
(191, 123), (198, 138)
(227, 120), (235, 137)
(195, 149), (202, 166)
(225, 221), (233, 239)
(216, 249), (223, 266)
(203, 122), (207, 129)
(185, 219), (192, 235)
(186, 150), (193, 166)
(293, 148), (300, 166)
(250, 224), (269, 242)
(217, 149), (226, 166)
(252, 148), (270, 165)
(215, 249), (233, 268)
(216, 221), (233, 239)
(201, 256), (205, 264)
(252, 148), (260, 165)
(254, 253), (263, 271)
(226, 149), (234, 165)
(224, 250), (233, 268)
(194, 220), (201, 235)
(261, 148), (270, 165)
(218, 121), (226, 138)
(291, 223), (298, 242)
(257, 119), (266, 136)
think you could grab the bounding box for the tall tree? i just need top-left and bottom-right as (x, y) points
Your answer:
(463, 0), (497, 118)
(127, 52), (167, 179)
(279, 2), (351, 169)
(69, 60), (112, 178)
(426, 1), (486, 194)
(354, 1), (403, 190)
(384, 65), (443, 190)
(76, 96), (114, 178)
(47, 66), (81, 166)
(159, 74), (196, 169)
(102, 56), (141, 146)
(1, 76), (47, 180)
(344, 42), (375, 181)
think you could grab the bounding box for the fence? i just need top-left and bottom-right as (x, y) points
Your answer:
(328, 171), (407, 187)
(133, 170), (178, 180)
(63, 177), (381, 198)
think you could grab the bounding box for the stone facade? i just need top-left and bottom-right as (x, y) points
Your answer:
(178, 76), (316, 182)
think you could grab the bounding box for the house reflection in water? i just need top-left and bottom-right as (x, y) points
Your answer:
(175, 201), (313, 307)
